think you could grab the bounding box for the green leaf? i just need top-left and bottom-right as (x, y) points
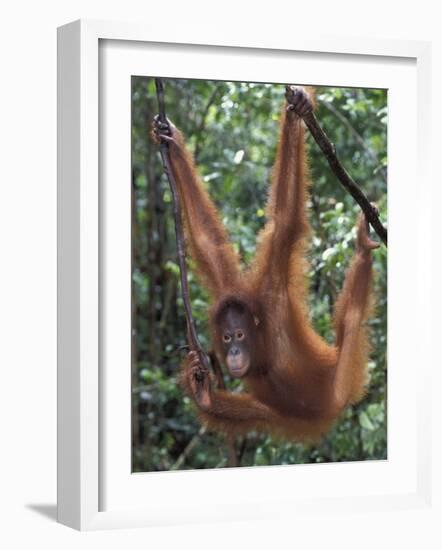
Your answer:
(359, 411), (375, 431)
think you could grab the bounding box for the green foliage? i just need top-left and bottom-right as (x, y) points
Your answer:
(131, 77), (387, 471)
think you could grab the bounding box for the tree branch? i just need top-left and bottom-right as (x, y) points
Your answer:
(194, 83), (223, 161)
(171, 426), (207, 470)
(208, 351), (240, 467)
(154, 78), (210, 369)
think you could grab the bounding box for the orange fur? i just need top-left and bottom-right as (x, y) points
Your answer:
(160, 86), (376, 442)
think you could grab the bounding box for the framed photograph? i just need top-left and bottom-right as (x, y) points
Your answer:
(57, 19), (432, 530)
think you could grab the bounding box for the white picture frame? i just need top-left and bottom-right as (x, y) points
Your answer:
(57, 19), (433, 531)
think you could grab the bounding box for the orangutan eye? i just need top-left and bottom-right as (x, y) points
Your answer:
(236, 330), (244, 340)
(223, 334), (232, 343)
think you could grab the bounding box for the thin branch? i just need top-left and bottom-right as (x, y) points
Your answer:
(322, 100), (388, 185)
(171, 426), (207, 470)
(297, 98), (387, 246)
(154, 78), (210, 370)
(194, 83), (223, 161)
(208, 351), (240, 467)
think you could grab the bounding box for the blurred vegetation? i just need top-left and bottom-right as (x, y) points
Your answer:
(131, 77), (387, 472)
